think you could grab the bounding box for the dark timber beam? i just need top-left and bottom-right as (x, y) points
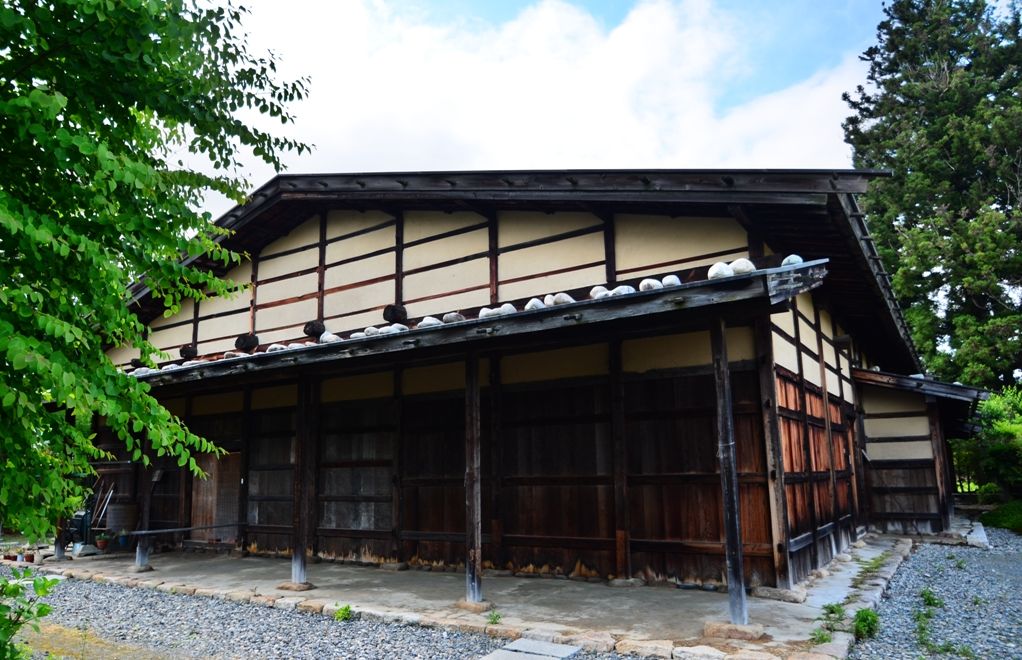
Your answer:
(711, 317), (749, 625)
(464, 355), (483, 603)
(610, 340), (630, 579)
(288, 378), (318, 589)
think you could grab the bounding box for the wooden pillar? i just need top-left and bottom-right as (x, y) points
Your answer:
(711, 317), (748, 625)
(239, 388), (252, 552)
(291, 378), (319, 588)
(791, 302), (819, 568)
(610, 340), (630, 579)
(753, 318), (791, 589)
(464, 354), (483, 603)
(393, 369), (405, 561)
(927, 398), (951, 531)
(489, 356), (505, 569)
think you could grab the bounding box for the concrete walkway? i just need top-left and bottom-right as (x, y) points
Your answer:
(23, 534), (913, 659)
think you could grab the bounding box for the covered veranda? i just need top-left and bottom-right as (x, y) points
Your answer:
(117, 259), (828, 627)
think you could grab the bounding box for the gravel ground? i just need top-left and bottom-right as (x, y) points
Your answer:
(849, 527), (1022, 660)
(13, 575), (628, 659)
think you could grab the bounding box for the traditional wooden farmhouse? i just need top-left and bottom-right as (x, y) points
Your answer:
(97, 170), (983, 623)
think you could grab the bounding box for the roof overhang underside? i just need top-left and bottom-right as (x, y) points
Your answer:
(140, 260), (828, 394)
(128, 169), (918, 372)
(852, 368), (989, 437)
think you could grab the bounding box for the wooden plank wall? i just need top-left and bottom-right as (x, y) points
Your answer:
(770, 292), (859, 584)
(147, 327), (780, 587)
(858, 385), (943, 533)
(110, 212), (751, 366)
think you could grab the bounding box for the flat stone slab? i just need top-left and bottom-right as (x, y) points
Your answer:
(481, 651), (552, 660)
(505, 638), (580, 657)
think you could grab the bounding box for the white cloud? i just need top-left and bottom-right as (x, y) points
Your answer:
(210, 0), (866, 214)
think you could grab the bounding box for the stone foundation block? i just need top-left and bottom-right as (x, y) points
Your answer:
(615, 638), (675, 658)
(672, 645), (726, 659)
(486, 624), (523, 640)
(568, 631), (616, 652)
(454, 598), (492, 613)
(750, 585), (806, 603)
(273, 596), (306, 610)
(702, 622), (765, 641)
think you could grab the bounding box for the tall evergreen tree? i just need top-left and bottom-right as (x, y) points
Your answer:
(844, 0), (1022, 388)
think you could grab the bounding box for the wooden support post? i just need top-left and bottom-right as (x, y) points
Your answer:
(791, 302), (819, 568)
(926, 398), (951, 531)
(610, 340), (630, 579)
(239, 388), (252, 552)
(711, 317), (748, 625)
(393, 369), (405, 561)
(464, 354), (483, 603)
(487, 212), (499, 305)
(290, 378), (319, 589)
(489, 356), (505, 570)
(753, 318), (791, 588)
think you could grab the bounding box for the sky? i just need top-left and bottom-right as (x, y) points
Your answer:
(208, 0), (887, 216)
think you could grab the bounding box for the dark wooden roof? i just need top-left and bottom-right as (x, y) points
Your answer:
(128, 168), (919, 372)
(852, 367), (988, 437)
(139, 259), (828, 392)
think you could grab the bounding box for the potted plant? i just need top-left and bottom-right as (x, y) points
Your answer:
(116, 529), (130, 549)
(95, 532), (110, 551)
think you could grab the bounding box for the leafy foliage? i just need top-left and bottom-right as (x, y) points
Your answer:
(333, 604), (353, 622)
(979, 499), (1022, 531)
(843, 0), (1022, 387)
(853, 608), (879, 640)
(953, 388), (1022, 497)
(0, 1), (308, 540)
(0, 568), (60, 657)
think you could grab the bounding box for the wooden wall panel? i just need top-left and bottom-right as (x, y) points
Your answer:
(403, 258), (488, 302)
(261, 215), (320, 257)
(502, 344), (608, 385)
(258, 274), (318, 304)
(195, 311), (249, 344)
(316, 398), (396, 561)
(498, 265), (606, 302)
(259, 247), (317, 281)
(324, 253), (395, 290)
(325, 210), (394, 240)
(321, 372), (393, 402)
(404, 211), (485, 243)
(497, 211), (600, 247)
(614, 215), (747, 279)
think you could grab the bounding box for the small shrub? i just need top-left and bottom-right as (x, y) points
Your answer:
(486, 610), (502, 625)
(333, 604), (353, 622)
(976, 482), (1004, 505)
(853, 608), (879, 640)
(920, 587), (943, 608)
(979, 500), (1022, 532)
(1, 568), (60, 657)
(822, 602), (846, 619)
(955, 558), (967, 570)
(809, 627), (833, 645)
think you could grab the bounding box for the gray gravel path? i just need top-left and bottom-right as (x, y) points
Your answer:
(849, 527), (1022, 660)
(20, 576), (628, 659)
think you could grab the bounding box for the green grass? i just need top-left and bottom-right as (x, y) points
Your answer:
(486, 610), (502, 625)
(979, 499), (1022, 532)
(851, 551), (890, 589)
(920, 587), (944, 608)
(853, 608), (879, 640)
(810, 627), (833, 645)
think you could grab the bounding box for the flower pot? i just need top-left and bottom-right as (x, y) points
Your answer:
(95, 539), (109, 551)
(23, 554), (34, 563)
(117, 535), (129, 549)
